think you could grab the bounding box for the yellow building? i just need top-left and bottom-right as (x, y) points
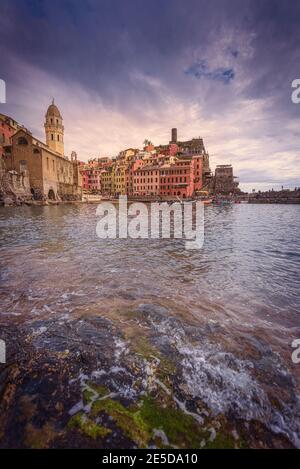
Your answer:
(114, 162), (127, 195)
(119, 148), (138, 162)
(100, 168), (112, 195)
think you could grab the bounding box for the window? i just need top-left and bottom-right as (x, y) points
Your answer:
(19, 160), (27, 171)
(17, 137), (28, 145)
(51, 134), (54, 141)
(57, 135), (59, 141)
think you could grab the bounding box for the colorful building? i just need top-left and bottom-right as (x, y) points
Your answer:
(133, 165), (160, 196)
(100, 168), (112, 195)
(78, 128), (212, 199)
(159, 156), (202, 198)
(113, 162), (127, 196)
(0, 113), (26, 157)
(80, 167), (102, 192)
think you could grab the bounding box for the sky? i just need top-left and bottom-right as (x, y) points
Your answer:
(1, 0), (300, 191)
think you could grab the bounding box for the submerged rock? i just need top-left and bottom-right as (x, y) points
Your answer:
(0, 313), (298, 449)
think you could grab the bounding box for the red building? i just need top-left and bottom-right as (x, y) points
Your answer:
(133, 165), (160, 196)
(159, 156), (202, 198)
(80, 167), (102, 192)
(131, 155), (202, 199)
(155, 142), (178, 156)
(169, 143), (178, 156)
(0, 114), (19, 157)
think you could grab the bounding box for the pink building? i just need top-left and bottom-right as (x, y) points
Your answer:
(80, 167), (102, 192)
(133, 165), (160, 196)
(126, 159), (144, 196)
(0, 114), (19, 157)
(131, 155), (202, 199)
(155, 142), (178, 157)
(169, 143), (178, 156)
(159, 156), (202, 198)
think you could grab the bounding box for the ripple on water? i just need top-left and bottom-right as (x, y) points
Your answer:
(1, 204), (300, 446)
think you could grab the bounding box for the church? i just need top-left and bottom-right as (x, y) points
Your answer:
(2, 100), (82, 201)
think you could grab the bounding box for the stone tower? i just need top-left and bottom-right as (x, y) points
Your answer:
(44, 99), (64, 155)
(171, 128), (177, 143)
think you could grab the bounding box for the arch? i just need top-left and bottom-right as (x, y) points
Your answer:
(31, 187), (39, 200)
(17, 136), (28, 145)
(48, 189), (56, 200)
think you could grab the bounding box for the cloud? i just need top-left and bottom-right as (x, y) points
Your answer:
(184, 60), (235, 84)
(3, 58), (299, 194)
(230, 49), (239, 58)
(0, 0), (300, 191)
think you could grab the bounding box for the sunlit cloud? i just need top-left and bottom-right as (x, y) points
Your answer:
(1, 0), (300, 191)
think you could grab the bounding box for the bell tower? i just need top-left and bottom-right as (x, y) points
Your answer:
(44, 98), (64, 155)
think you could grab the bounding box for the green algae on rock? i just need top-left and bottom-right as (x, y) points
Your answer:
(68, 413), (111, 439)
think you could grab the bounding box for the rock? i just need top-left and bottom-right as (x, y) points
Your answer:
(3, 196), (14, 206)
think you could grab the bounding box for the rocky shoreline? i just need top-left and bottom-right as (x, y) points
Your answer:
(0, 305), (299, 449)
(1, 198), (86, 207)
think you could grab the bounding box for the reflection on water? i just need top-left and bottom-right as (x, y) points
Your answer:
(0, 203), (300, 447)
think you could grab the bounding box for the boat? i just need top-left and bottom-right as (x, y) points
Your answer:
(212, 199), (233, 206)
(195, 190), (213, 204)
